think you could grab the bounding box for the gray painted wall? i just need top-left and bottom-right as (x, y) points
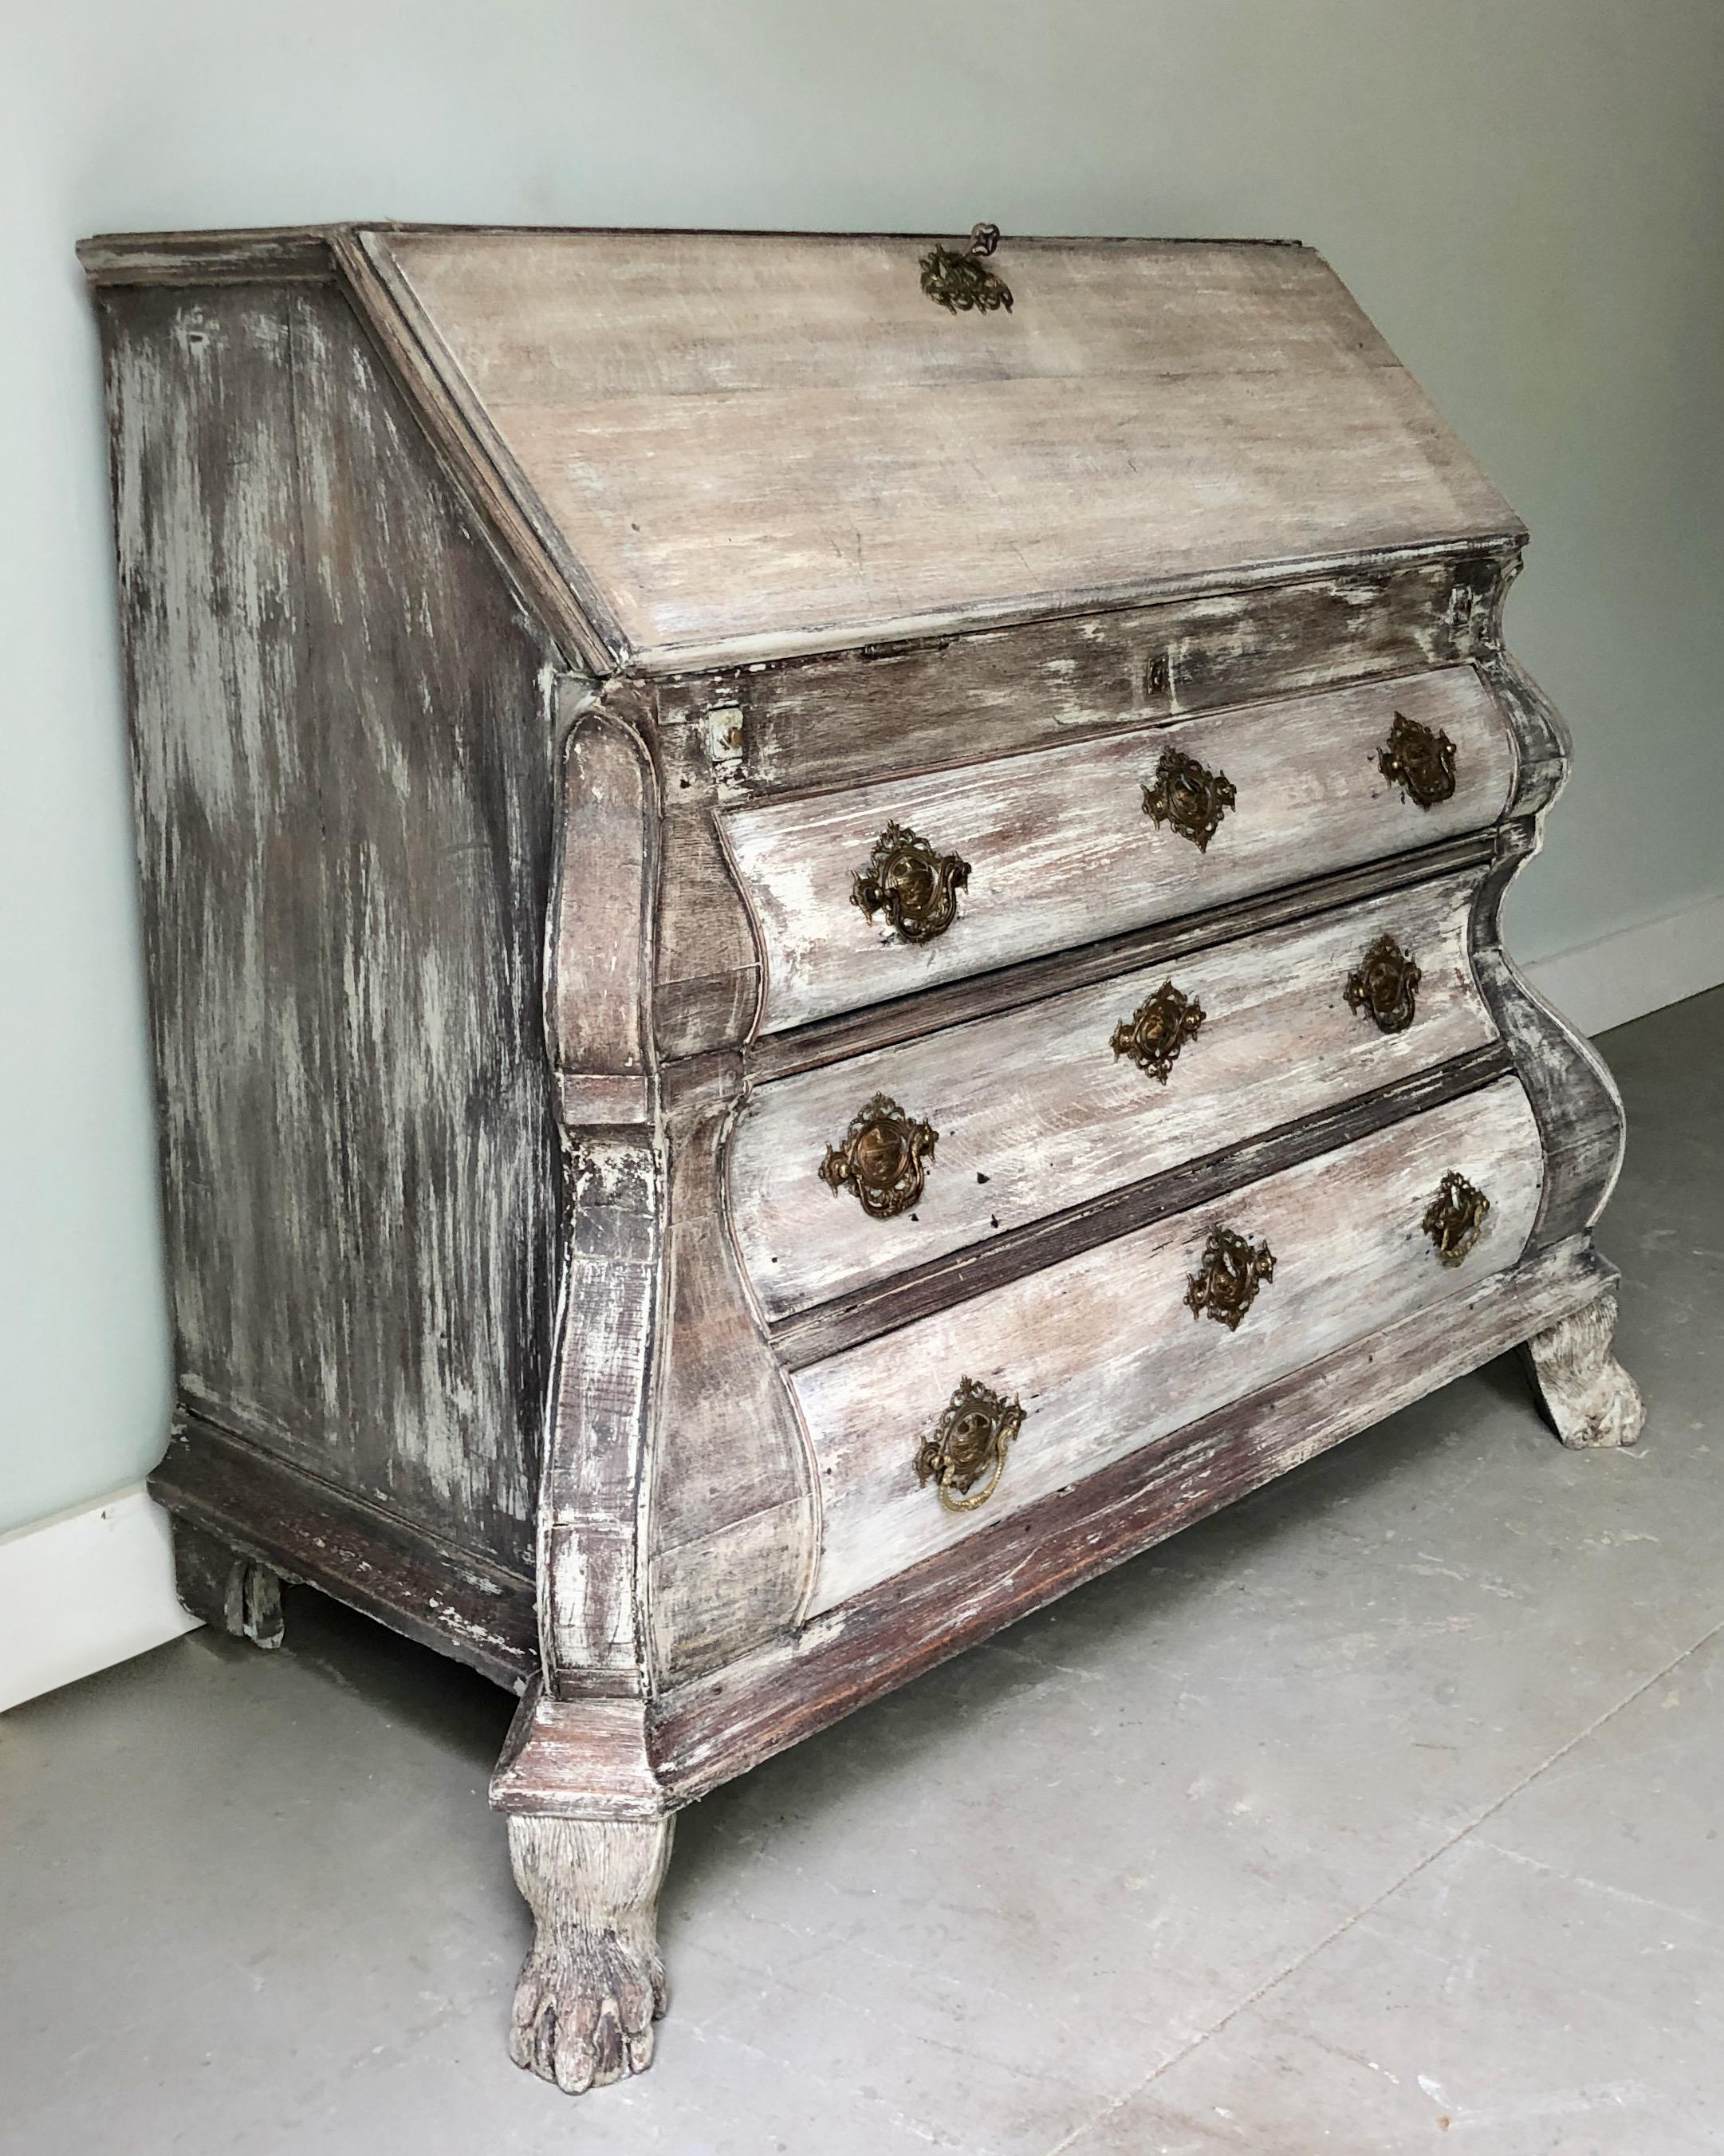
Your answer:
(4, 0), (1721, 1533)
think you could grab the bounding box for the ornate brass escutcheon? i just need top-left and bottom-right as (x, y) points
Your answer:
(1422, 1170), (1491, 1267)
(1378, 711), (1458, 809)
(1185, 1225), (1276, 1330)
(919, 223), (1014, 314)
(1345, 934), (1422, 1035)
(1141, 746), (1237, 853)
(820, 1093), (939, 1220)
(852, 821), (971, 944)
(1111, 979), (1206, 1083)
(915, 1375), (1025, 1512)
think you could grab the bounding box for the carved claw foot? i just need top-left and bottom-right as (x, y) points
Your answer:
(169, 1516), (285, 1646)
(506, 1815), (673, 2095)
(1521, 1288), (1645, 1449)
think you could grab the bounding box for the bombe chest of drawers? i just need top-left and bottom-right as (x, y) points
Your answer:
(84, 221), (1643, 2094)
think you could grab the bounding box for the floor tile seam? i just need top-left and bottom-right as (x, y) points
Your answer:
(1465, 1838), (1724, 1936)
(1037, 1610), (1724, 2156)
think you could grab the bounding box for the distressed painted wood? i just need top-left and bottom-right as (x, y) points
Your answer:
(671, 554), (1513, 798)
(152, 1414), (537, 1685)
(722, 665), (1517, 1034)
(535, 694), (660, 1700)
(168, 1516), (284, 1649)
(747, 830), (1502, 1081)
(506, 1813), (673, 2094)
(654, 1234), (1617, 1805)
(733, 867), (1498, 1322)
(103, 278), (564, 1578)
(795, 1078), (1544, 1614)
(1521, 1289), (1645, 1448)
(641, 1056), (820, 1686)
(372, 230), (1520, 668)
(770, 1043), (1513, 1370)
(87, 223), (1637, 2100)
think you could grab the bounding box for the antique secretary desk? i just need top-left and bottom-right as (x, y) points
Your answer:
(82, 222), (1643, 2094)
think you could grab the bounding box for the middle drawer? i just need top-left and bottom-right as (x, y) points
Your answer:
(731, 865), (1497, 1326)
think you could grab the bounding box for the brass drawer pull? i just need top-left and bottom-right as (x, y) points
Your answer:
(820, 1093), (938, 1219)
(1142, 746), (1235, 852)
(1345, 935), (1421, 1034)
(1378, 711), (1457, 808)
(1186, 1226), (1275, 1329)
(1112, 979), (1206, 1082)
(915, 1376), (1025, 1512)
(852, 821), (970, 943)
(1423, 1171), (1490, 1266)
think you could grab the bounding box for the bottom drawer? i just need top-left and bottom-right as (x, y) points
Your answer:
(794, 1077), (1542, 1615)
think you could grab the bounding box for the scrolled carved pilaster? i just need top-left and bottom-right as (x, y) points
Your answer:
(536, 681), (662, 1702)
(644, 1052), (821, 1685)
(1468, 643), (1628, 1255)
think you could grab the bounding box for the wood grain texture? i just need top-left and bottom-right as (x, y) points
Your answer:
(653, 1235), (1614, 1807)
(795, 1078), (1542, 1614)
(733, 867), (1497, 1322)
(651, 703), (766, 1062)
(642, 1058), (820, 1686)
(344, 230), (622, 676)
(150, 1416), (537, 1686)
(1467, 691), (1628, 1257)
(506, 1811), (673, 2094)
(723, 665), (1517, 1034)
(101, 279), (567, 1575)
(1521, 1289), (1645, 1449)
(546, 685), (659, 1115)
(374, 230), (1521, 668)
(492, 1686), (665, 1814)
(537, 692), (664, 1698)
(80, 227), (340, 285)
(769, 1044), (1511, 1370)
(747, 830), (1502, 1081)
(677, 554), (1508, 798)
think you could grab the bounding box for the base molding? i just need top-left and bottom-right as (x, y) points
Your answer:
(0, 1484), (200, 1713)
(150, 1415), (537, 1689)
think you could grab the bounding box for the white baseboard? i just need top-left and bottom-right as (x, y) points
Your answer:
(0, 1484), (200, 1714)
(1524, 890), (1724, 1040)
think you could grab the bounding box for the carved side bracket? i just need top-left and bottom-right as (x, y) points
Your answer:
(537, 684), (663, 1701)
(644, 1055), (821, 1686)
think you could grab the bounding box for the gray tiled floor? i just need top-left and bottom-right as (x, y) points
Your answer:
(2, 989), (1719, 2154)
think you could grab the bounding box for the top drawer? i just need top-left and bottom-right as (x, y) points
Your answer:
(721, 665), (1515, 1035)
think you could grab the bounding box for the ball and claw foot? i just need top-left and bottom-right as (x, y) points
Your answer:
(506, 1814), (673, 2095)
(1521, 1288), (1645, 1449)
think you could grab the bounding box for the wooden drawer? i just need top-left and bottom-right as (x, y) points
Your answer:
(722, 664), (1515, 1035)
(733, 866), (1498, 1326)
(793, 1076), (1541, 1616)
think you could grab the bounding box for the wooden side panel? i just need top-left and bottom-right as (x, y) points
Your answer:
(731, 866), (1497, 1323)
(795, 1078), (1543, 1614)
(103, 280), (565, 1572)
(723, 666), (1516, 1035)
